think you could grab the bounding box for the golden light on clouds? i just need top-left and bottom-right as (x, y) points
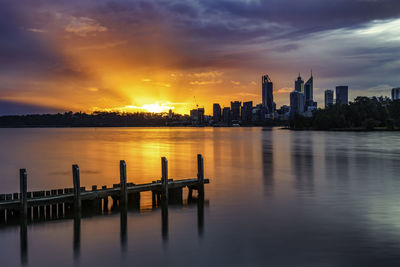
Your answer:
(96, 102), (176, 113)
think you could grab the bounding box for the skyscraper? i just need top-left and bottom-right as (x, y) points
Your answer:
(213, 103), (221, 122)
(324, 90), (334, 108)
(295, 74), (304, 93)
(290, 91), (305, 117)
(392, 88), (400, 100)
(262, 75), (274, 114)
(241, 101), (253, 121)
(222, 107), (231, 123)
(336, 86), (349, 105)
(230, 101), (241, 121)
(304, 74), (313, 107)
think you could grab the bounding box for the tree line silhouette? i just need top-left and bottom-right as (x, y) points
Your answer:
(0, 111), (190, 127)
(290, 97), (400, 130)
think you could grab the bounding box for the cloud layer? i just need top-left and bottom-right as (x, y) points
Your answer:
(1, 0), (400, 114)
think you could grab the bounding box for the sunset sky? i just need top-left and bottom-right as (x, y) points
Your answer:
(1, 0), (400, 115)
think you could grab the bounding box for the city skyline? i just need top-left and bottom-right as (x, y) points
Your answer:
(1, 1), (400, 115)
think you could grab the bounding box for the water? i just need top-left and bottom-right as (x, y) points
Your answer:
(1, 127), (400, 266)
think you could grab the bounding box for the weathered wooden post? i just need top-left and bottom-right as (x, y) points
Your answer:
(45, 191), (51, 218)
(161, 157), (168, 202)
(120, 160), (128, 208)
(0, 194), (5, 222)
(39, 191), (45, 218)
(197, 154), (205, 197)
(102, 185), (108, 213)
(72, 165), (81, 211)
(51, 190), (57, 218)
(57, 189), (64, 217)
(20, 169), (28, 217)
(152, 191), (156, 208)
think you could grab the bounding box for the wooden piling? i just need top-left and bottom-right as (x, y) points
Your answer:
(72, 165), (81, 211)
(27, 192), (32, 220)
(152, 191), (156, 208)
(20, 169), (27, 217)
(51, 190), (57, 218)
(13, 193), (20, 217)
(57, 189), (64, 217)
(0, 194), (5, 222)
(161, 157), (168, 202)
(120, 160), (128, 208)
(197, 154), (204, 197)
(6, 194), (12, 220)
(39, 191), (45, 218)
(102, 185), (108, 212)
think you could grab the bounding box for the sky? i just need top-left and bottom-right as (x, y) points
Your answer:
(1, 0), (400, 115)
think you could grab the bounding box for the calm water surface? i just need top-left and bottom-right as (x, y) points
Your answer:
(1, 127), (400, 266)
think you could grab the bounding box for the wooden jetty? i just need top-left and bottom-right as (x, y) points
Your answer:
(0, 154), (209, 223)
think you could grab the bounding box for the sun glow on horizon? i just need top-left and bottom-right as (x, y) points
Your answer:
(96, 102), (177, 114)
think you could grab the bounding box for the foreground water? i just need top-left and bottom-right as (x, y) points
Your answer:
(1, 127), (400, 266)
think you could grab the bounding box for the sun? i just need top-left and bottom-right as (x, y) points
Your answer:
(141, 103), (174, 113)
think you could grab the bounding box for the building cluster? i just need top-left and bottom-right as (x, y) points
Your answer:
(189, 73), (400, 125)
(191, 73), (353, 125)
(209, 74), (280, 125)
(289, 73), (317, 117)
(323, 86), (349, 108)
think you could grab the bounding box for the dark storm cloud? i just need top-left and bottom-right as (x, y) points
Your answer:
(0, 4), (57, 69)
(198, 0), (400, 34)
(0, 100), (62, 115)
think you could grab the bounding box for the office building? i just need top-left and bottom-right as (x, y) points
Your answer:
(304, 75), (313, 108)
(262, 75), (274, 114)
(290, 91), (305, 117)
(325, 90), (334, 108)
(190, 108), (204, 123)
(230, 101), (241, 121)
(295, 74), (304, 93)
(252, 104), (266, 122)
(392, 88), (400, 100)
(222, 107), (231, 123)
(336, 86), (349, 105)
(241, 101), (253, 122)
(213, 103), (221, 122)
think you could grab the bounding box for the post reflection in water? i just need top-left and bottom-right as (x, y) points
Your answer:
(291, 133), (315, 194)
(197, 195), (204, 237)
(73, 212), (81, 263)
(161, 201), (168, 243)
(20, 218), (28, 266)
(12, 192), (208, 265)
(261, 128), (274, 196)
(120, 207), (127, 253)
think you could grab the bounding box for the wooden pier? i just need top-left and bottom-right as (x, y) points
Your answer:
(0, 154), (209, 223)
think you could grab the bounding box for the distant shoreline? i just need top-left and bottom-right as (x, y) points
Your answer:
(283, 127), (400, 132)
(0, 125), (281, 129)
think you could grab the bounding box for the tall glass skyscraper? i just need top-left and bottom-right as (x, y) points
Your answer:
(295, 74), (304, 93)
(392, 88), (400, 100)
(290, 91), (304, 117)
(336, 86), (349, 105)
(262, 75), (274, 114)
(304, 75), (313, 107)
(324, 90), (334, 108)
